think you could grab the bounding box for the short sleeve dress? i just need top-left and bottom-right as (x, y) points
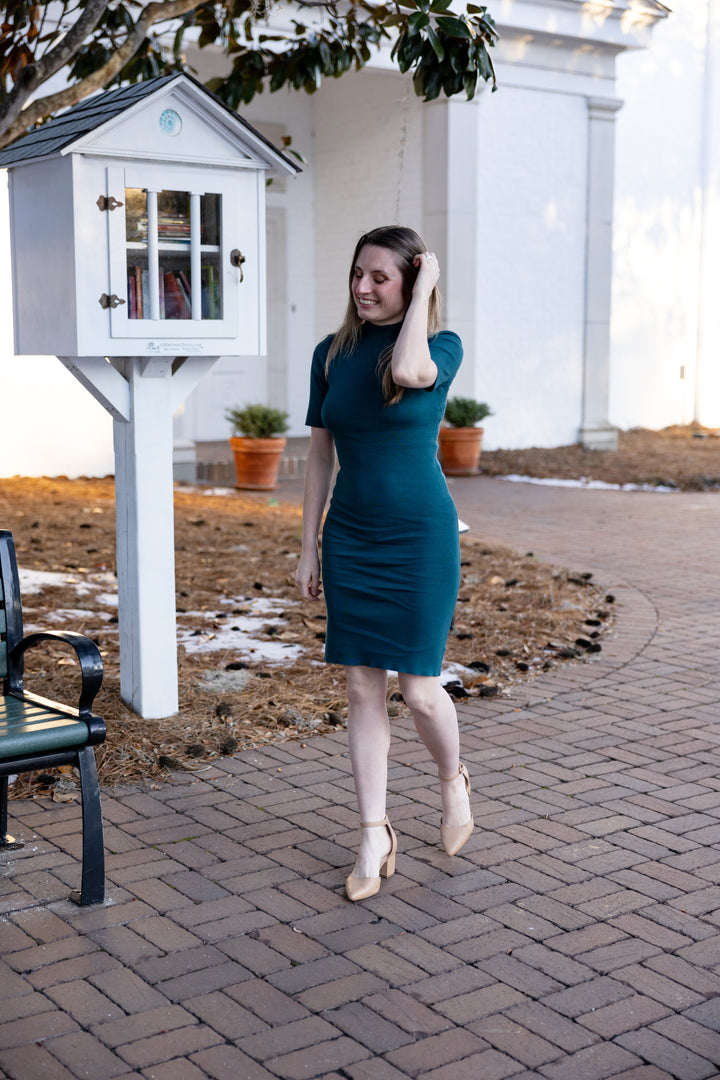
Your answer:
(305, 321), (463, 676)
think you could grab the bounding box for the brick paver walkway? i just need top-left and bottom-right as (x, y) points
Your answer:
(2, 476), (720, 1080)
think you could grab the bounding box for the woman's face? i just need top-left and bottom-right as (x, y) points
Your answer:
(351, 244), (408, 325)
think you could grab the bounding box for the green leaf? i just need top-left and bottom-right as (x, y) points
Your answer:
(407, 10), (429, 33)
(426, 24), (444, 61)
(435, 15), (472, 39)
(462, 68), (477, 99)
(429, 0), (454, 10)
(422, 67), (442, 100)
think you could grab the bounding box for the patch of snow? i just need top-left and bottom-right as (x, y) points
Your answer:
(41, 608), (110, 623)
(178, 593), (303, 664)
(96, 593), (119, 608)
(441, 663), (479, 684)
(177, 486), (234, 496)
(18, 568), (119, 604)
(18, 569), (70, 593)
(200, 669), (252, 692)
(498, 474), (679, 493)
(178, 625), (303, 663)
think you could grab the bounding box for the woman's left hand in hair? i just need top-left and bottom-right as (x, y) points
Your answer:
(413, 252), (440, 300)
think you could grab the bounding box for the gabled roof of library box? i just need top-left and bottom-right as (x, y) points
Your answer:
(0, 73), (300, 172)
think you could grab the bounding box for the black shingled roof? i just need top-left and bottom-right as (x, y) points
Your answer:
(0, 73), (299, 171)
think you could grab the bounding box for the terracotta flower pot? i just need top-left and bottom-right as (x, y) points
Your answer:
(230, 436), (287, 490)
(438, 427), (483, 476)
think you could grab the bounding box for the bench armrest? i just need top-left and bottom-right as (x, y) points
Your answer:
(8, 631), (104, 721)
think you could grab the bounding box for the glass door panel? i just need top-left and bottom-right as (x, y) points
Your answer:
(201, 193), (222, 320)
(124, 187), (222, 321)
(108, 164), (247, 344)
(158, 190), (191, 320)
(125, 187), (149, 319)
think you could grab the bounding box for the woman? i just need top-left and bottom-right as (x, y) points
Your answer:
(296, 226), (473, 901)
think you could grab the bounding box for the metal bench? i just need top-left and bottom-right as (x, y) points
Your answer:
(0, 530), (106, 905)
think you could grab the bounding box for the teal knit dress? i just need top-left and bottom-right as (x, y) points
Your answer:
(305, 321), (463, 676)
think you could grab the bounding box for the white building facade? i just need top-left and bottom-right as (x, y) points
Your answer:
(1, 0), (718, 477)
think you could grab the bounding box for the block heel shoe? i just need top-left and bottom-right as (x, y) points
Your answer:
(439, 763), (474, 856)
(345, 818), (397, 901)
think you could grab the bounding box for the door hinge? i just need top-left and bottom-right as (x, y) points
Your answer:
(97, 195), (124, 212)
(99, 293), (126, 309)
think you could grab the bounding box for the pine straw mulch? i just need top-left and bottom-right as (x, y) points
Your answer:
(1, 476), (613, 799)
(478, 425), (720, 490)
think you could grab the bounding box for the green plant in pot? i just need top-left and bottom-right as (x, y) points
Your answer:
(226, 404), (290, 490)
(438, 397), (493, 476)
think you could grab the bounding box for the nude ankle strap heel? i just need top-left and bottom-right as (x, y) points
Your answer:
(345, 817), (397, 901)
(439, 763), (474, 856)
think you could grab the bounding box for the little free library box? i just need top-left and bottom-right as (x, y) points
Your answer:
(0, 73), (299, 358)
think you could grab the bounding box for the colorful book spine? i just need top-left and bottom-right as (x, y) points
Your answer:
(135, 266), (143, 319)
(163, 272), (191, 319)
(128, 274), (137, 319)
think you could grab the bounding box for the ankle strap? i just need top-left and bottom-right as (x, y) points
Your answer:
(439, 765), (462, 782)
(360, 818), (389, 828)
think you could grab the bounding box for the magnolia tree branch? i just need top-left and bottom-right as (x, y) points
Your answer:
(0, 0), (205, 148)
(0, 0), (108, 134)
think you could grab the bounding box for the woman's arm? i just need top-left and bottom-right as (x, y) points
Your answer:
(295, 426), (336, 601)
(391, 252), (441, 389)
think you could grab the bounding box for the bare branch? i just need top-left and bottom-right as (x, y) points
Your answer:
(0, 0), (206, 148)
(0, 0), (109, 135)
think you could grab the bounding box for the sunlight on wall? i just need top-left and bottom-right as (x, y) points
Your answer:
(621, 8), (662, 34)
(581, 2), (612, 32)
(611, 0), (720, 432)
(611, 194), (701, 429)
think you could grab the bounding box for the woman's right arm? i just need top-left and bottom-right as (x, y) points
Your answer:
(295, 426), (335, 601)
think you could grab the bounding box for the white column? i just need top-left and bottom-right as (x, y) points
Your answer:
(694, 0), (720, 427)
(580, 96), (623, 451)
(113, 357), (178, 719)
(422, 96), (481, 399)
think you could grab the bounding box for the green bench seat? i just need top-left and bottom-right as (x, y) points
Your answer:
(0, 530), (106, 905)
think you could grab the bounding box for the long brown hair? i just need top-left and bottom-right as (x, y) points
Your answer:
(326, 226), (441, 405)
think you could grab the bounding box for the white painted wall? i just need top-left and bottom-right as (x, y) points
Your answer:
(611, 0), (720, 430)
(312, 68), (424, 339)
(0, 173), (116, 477)
(468, 84), (588, 450)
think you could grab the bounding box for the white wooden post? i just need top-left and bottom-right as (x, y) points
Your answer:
(59, 354), (220, 719)
(580, 96), (623, 451)
(112, 357), (178, 718)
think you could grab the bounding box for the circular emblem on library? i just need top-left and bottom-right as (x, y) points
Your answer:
(158, 109), (183, 136)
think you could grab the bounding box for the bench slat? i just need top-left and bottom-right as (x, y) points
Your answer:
(0, 575), (6, 679)
(0, 697), (89, 758)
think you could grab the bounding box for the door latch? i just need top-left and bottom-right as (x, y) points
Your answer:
(230, 249), (246, 282)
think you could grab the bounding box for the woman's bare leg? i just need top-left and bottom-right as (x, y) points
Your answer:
(397, 673), (471, 828)
(345, 665), (393, 876)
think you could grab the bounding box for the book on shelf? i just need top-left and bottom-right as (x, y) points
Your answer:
(163, 271), (192, 319)
(158, 215), (191, 241)
(202, 264), (220, 319)
(128, 273), (137, 318)
(135, 266), (144, 319)
(177, 271), (192, 312)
